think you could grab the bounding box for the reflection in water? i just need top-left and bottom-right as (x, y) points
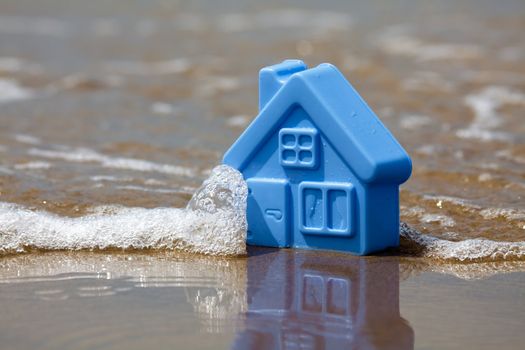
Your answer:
(0, 251), (247, 335)
(234, 249), (414, 349)
(0, 249), (416, 348)
(3, 249), (523, 348)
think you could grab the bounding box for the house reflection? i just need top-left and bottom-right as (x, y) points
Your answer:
(233, 248), (414, 349)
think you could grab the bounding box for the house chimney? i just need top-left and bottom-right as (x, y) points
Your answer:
(259, 59), (307, 111)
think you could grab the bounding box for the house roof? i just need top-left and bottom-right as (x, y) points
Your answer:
(223, 62), (412, 184)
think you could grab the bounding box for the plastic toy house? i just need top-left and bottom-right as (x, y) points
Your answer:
(223, 60), (411, 255)
(232, 250), (414, 349)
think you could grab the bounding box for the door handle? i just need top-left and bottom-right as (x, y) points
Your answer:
(265, 209), (283, 221)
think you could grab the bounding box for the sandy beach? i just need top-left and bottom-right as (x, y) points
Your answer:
(0, 0), (524, 348)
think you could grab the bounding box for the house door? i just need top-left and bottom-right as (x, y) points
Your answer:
(246, 178), (290, 247)
(298, 181), (355, 237)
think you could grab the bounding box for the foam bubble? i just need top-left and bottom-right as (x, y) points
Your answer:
(105, 58), (191, 75)
(399, 114), (432, 130)
(115, 185), (193, 195)
(90, 175), (134, 183)
(0, 165), (247, 256)
(216, 10), (352, 34)
(196, 76), (240, 97)
(420, 214), (456, 228)
(13, 161), (51, 170)
(1, 164), (523, 261)
(28, 146), (199, 177)
(377, 28), (482, 62)
(0, 78), (33, 103)
(400, 222), (525, 262)
(457, 86), (525, 142)
(226, 115), (250, 128)
(400, 259), (525, 281)
(14, 134), (41, 145)
(151, 102), (177, 115)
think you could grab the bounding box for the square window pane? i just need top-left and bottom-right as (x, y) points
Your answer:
(281, 134), (296, 147)
(298, 135), (312, 147)
(282, 150), (297, 163)
(303, 188), (323, 229)
(298, 151), (312, 163)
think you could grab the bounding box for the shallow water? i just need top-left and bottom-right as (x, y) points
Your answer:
(0, 248), (524, 350)
(0, 0), (523, 244)
(0, 0), (524, 348)
(0, 165), (248, 256)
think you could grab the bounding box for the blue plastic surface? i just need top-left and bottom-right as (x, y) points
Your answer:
(231, 250), (414, 349)
(223, 59), (412, 255)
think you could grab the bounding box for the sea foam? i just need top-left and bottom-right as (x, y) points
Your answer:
(400, 222), (525, 262)
(0, 165), (247, 256)
(0, 78), (33, 103)
(1, 164), (524, 261)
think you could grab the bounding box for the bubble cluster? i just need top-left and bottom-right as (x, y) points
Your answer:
(1, 164), (524, 262)
(0, 165), (247, 256)
(400, 222), (525, 262)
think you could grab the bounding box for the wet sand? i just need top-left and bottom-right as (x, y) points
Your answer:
(0, 248), (524, 350)
(0, 0), (523, 241)
(1, 0), (525, 348)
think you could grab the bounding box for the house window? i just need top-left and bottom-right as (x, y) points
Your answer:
(279, 128), (318, 169)
(299, 181), (355, 236)
(300, 273), (350, 316)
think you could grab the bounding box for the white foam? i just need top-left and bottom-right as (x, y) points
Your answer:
(105, 58), (191, 75)
(226, 115), (250, 128)
(0, 57), (43, 74)
(0, 165), (247, 256)
(28, 147), (199, 177)
(196, 76), (241, 97)
(151, 102), (177, 115)
(399, 114), (432, 130)
(13, 161), (51, 170)
(144, 178), (168, 186)
(115, 185), (193, 195)
(0, 78), (33, 103)
(402, 71), (454, 92)
(90, 175), (134, 183)
(0, 166), (13, 175)
(2, 160), (522, 261)
(400, 222), (525, 262)
(14, 134), (41, 145)
(0, 57), (24, 72)
(377, 29), (482, 62)
(216, 10), (352, 34)
(457, 86), (525, 142)
(496, 149), (525, 165)
(420, 214), (456, 228)
(479, 208), (525, 221)
(400, 259), (525, 281)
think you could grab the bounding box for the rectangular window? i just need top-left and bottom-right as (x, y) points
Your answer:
(299, 182), (355, 236)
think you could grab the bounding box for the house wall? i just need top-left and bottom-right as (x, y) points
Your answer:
(242, 105), (382, 254)
(361, 184), (400, 253)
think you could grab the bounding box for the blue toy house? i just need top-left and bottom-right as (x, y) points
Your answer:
(223, 60), (411, 255)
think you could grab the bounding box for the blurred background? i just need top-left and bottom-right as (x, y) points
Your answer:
(0, 0), (524, 242)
